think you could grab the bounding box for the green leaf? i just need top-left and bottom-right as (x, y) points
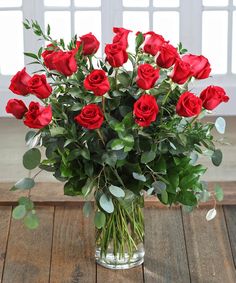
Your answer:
(25, 131), (36, 143)
(109, 185), (125, 198)
(12, 205), (27, 220)
(94, 211), (106, 229)
(177, 191), (197, 206)
(141, 151), (156, 164)
(111, 139), (124, 150)
(24, 212), (39, 229)
(155, 157), (167, 174)
(24, 52), (38, 60)
(214, 185), (224, 201)
(215, 117), (226, 134)
(152, 181), (166, 193)
(50, 127), (66, 137)
(99, 194), (114, 213)
(135, 32), (144, 51)
(11, 178), (35, 191)
(23, 148), (41, 170)
(83, 202), (92, 217)
(81, 178), (94, 197)
(18, 197), (34, 210)
(211, 149), (223, 166)
(132, 172), (146, 182)
(117, 72), (131, 88)
(81, 148), (90, 160)
(161, 190), (168, 204)
(190, 152), (198, 165)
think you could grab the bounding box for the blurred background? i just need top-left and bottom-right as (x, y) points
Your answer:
(0, 0), (236, 116)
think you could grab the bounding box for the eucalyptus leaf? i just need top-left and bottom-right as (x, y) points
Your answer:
(94, 211), (106, 228)
(132, 172), (146, 182)
(211, 149), (223, 166)
(214, 185), (224, 201)
(109, 185), (125, 198)
(24, 212), (39, 229)
(11, 178), (35, 191)
(83, 202), (92, 217)
(12, 205), (27, 220)
(99, 194), (114, 213)
(215, 117), (226, 134)
(206, 208), (217, 221)
(23, 148), (41, 170)
(141, 151), (156, 164)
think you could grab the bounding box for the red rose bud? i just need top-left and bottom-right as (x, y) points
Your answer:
(136, 64), (160, 90)
(84, 70), (110, 96)
(23, 102), (52, 129)
(170, 59), (192, 85)
(134, 94), (159, 127)
(105, 42), (128, 67)
(176, 92), (202, 117)
(200, 85), (229, 110)
(182, 54), (211, 79)
(74, 104), (104, 130)
(112, 27), (132, 49)
(9, 68), (31, 96)
(156, 43), (179, 69)
(42, 44), (60, 70)
(80, 33), (100, 55)
(28, 74), (52, 99)
(143, 31), (166, 56)
(5, 99), (28, 119)
(53, 51), (77, 76)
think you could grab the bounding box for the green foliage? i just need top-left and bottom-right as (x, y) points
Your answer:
(94, 211), (106, 229)
(11, 178), (35, 191)
(214, 184), (224, 201)
(23, 148), (41, 170)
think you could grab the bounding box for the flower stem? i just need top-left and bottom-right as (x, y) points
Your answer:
(115, 68), (119, 90)
(96, 129), (105, 146)
(162, 89), (172, 105)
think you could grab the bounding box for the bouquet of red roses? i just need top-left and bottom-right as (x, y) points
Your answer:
(6, 20), (229, 269)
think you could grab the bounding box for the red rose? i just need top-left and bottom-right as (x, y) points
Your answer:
(28, 74), (52, 99)
(182, 54), (211, 79)
(156, 43), (179, 68)
(136, 64), (160, 90)
(84, 70), (110, 96)
(176, 92), (202, 117)
(143, 32), (166, 56)
(170, 59), (192, 84)
(5, 99), (28, 119)
(133, 94), (159, 127)
(9, 68), (31, 96)
(24, 102), (52, 129)
(53, 51), (77, 76)
(112, 27), (131, 48)
(200, 86), (229, 110)
(74, 104), (104, 130)
(42, 44), (60, 70)
(80, 33), (100, 55)
(105, 43), (128, 67)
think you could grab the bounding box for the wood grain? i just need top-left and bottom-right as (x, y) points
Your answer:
(182, 207), (236, 283)
(0, 182), (236, 206)
(0, 207), (11, 283)
(2, 206), (54, 283)
(97, 265), (143, 283)
(144, 207), (190, 283)
(223, 205), (236, 268)
(50, 206), (95, 283)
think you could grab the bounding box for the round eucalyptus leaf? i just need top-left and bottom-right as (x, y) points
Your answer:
(99, 194), (114, 213)
(132, 172), (146, 182)
(206, 208), (217, 221)
(94, 211), (106, 229)
(12, 205), (27, 220)
(109, 185), (125, 198)
(12, 178), (35, 191)
(83, 202), (92, 217)
(23, 148), (41, 170)
(214, 185), (224, 201)
(215, 117), (226, 134)
(24, 212), (39, 229)
(211, 149), (223, 167)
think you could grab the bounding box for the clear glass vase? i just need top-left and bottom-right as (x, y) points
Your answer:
(95, 195), (145, 270)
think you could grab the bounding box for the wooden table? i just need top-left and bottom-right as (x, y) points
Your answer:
(0, 183), (236, 283)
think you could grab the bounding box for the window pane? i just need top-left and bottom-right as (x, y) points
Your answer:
(202, 11), (228, 74)
(75, 11), (101, 55)
(0, 0), (22, 7)
(234, 0), (236, 5)
(232, 11), (236, 73)
(202, 0), (228, 6)
(45, 12), (71, 43)
(44, 0), (70, 6)
(74, 0), (101, 7)
(123, 11), (149, 52)
(0, 11), (24, 75)
(153, 0), (179, 7)
(123, 0), (149, 7)
(153, 12), (179, 46)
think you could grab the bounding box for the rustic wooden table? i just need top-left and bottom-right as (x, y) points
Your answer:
(0, 183), (235, 283)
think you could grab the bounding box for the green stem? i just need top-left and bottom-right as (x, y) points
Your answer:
(162, 89), (172, 105)
(115, 68), (119, 90)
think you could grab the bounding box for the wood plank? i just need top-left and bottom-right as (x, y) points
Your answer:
(0, 182), (236, 206)
(97, 265), (143, 283)
(182, 207), (236, 283)
(144, 207), (190, 283)
(50, 206), (95, 283)
(0, 206), (12, 282)
(2, 206), (54, 283)
(223, 206), (236, 268)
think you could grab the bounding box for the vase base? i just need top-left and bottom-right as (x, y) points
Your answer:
(95, 248), (145, 270)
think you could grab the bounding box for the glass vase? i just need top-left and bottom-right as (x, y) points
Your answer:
(95, 195), (145, 270)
